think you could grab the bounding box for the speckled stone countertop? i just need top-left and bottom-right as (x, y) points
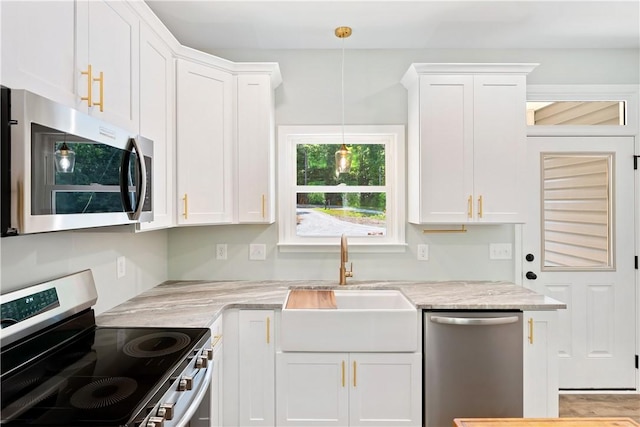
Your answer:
(96, 280), (566, 328)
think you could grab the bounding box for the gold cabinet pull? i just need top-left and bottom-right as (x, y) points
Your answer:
(478, 195), (483, 218)
(81, 65), (93, 106)
(467, 195), (473, 218)
(211, 334), (223, 348)
(261, 194), (266, 219)
(528, 318), (534, 344)
(341, 361), (346, 387)
(266, 317), (270, 344)
(93, 71), (104, 112)
(182, 194), (188, 219)
(353, 361), (357, 387)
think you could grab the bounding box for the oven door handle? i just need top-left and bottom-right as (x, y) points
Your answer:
(173, 366), (212, 427)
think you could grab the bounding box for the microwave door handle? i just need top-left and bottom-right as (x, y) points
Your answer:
(129, 137), (147, 221)
(119, 138), (147, 220)
(119, 141), (134, 216)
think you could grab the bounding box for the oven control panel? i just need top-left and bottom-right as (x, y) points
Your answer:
(1, 287), (60, 328)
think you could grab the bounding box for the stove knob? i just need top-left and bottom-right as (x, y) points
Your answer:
(147, 416), (165, 427)
(202, 348), (213, 360)
(195, 356), (208, 369)
(159, 403), (174, 420)
(178, 376), (193, 391)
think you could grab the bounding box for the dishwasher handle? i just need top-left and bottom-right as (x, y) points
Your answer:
(430, 315), (520, 326)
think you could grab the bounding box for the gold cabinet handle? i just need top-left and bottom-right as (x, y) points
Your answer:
(528, 318), (534, 344)
(182, 194), (188, 219)
(353, 361), (357, 387)
(478, 195), (483, 219)
(81, 64), (93, 106)
(212, 334), (223, 348)
(467, 195), (473, 218)
(93, 71), (104, 112)
(341, 361), (346, 387)
(261, 194), (266, 219)
(266, 317), (270, 344)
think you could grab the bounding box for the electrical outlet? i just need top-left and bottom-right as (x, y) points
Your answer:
(489, 243), (512, 260)
(249, 243), (266, 261)
(116, 256), (126, 278)
(216, 244), (228, 260)
(417, 244), (429, 261)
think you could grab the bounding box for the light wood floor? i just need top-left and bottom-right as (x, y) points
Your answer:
(559, 394), (640, 422)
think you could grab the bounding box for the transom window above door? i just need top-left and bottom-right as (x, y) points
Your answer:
(277, 125), (406, 251)
(527, 101), (626, 126)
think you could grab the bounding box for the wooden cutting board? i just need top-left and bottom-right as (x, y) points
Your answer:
(453, 418), (640, 427)
(285, 290), (337, 309)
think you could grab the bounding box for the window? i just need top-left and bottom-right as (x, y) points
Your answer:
(527, 101), (626, 126)
(541, 153), (614, 270)
(277, 125), (405, 251)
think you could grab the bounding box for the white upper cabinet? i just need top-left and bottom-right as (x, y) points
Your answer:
(176, 59), (234, 225)
(401, 63), (537, 224)
(136, 23), (175, 231)
(1, 1), (77, 105)
(237, 74), (277, 223)
(1, 0), (139, 132)
(76, 0), (139, 131)
(175, 54), (281, 226)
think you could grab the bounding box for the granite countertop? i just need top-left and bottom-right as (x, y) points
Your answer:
(96, 280), (566, 328)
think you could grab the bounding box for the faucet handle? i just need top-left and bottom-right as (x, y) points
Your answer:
(346, 262), (353, 278)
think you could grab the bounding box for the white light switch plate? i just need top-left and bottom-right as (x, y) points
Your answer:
(489, 243), (512, 260)
(249, 243), (266, 260)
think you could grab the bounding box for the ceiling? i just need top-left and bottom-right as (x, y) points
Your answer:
(145, 1), (640, 51)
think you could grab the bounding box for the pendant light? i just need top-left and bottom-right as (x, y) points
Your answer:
(334, 26), (352, 175)
(54, 135), (75, 173)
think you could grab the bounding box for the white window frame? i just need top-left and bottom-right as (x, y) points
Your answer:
(277, 125), (406, 252)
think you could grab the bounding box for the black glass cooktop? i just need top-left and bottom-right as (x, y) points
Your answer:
(0, 312), (209, 426)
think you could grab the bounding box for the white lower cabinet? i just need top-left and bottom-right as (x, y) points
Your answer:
(523, 310), (559, 418)
(276, 352), (422, 426)
(238, 310), (276, 426)
(210, 317), (224, 427)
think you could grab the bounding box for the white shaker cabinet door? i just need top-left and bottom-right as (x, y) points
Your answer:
(412, 74), (474, 223)
(76, 0), (139, 132)
(523, 310), (559, 418)
(349, 353), (422, 427)
(1, 1), (76, 106)
(137, 24), (175, 231)
(238, 310), (275, 426)
(176, 59), (234, 225)
(276, 352), (349, 426)
(472, 74), (528, 223)
(237, 74), (276, 224)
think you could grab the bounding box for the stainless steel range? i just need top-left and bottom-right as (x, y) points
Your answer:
(0, 270), (212, 427)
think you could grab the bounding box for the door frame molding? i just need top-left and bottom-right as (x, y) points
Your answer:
(517, 84), (640, 392)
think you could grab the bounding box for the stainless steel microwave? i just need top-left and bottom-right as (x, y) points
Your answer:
(1, 88), (153, 236)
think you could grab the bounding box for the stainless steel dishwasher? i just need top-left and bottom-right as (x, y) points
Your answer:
(424, 311), (523, 427)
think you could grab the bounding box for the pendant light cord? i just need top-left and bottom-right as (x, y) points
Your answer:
(341, 35), (345, 147)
